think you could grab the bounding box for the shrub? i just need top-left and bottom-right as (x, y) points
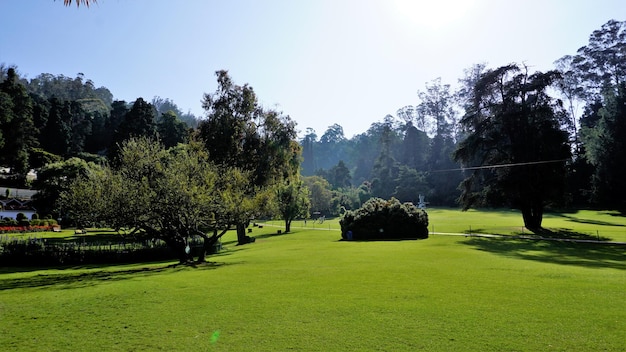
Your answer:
(339, 197), (428, 240)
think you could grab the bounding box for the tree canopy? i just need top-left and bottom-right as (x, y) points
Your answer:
(453, 65), (571, 230)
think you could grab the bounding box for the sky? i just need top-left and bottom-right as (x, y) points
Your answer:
(1, 0), (625, 138)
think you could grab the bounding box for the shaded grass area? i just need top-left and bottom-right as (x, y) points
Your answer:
(425, 208), (626, 242)
(462, 236), (626, 270)
(1, 225), (625, 351)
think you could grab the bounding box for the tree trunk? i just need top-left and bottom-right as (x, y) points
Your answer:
(197, 230), (216, 263)
(285, 219), (291, 233)
(168, 239), (189, 264)
(521, 203), (543, 232)
(236, 222), (255, 245)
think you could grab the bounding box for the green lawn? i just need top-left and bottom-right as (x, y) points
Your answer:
(1, 209), (625, 351)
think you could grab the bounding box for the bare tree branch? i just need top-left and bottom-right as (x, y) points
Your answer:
(63, 0), (96, 7)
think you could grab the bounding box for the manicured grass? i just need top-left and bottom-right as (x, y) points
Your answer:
(276, 208), (626, 242)
(1, 210), (625, 351)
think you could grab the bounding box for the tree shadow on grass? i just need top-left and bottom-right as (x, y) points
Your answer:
(461, 237), (626, 270)
(465, 227), (613, 242)
(253, 230), (292, 241)
(552, 213), (626, 227)
(0, 260), (240, 291)
(522, 228), (612, 242)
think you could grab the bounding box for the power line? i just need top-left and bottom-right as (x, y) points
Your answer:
(431, 159), (568, 173)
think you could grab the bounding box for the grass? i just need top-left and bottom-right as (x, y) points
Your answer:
(1, 209), (625, 351)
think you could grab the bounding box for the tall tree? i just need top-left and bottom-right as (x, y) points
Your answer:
(581, 84), (626, 208)
(157, 110), (188, 148)
(570, 20), (626, 100)
(300, 128), (317, 176)
(454, 64), (571, 230)
(32, 157), (100, 218)
(197, 70), (300, 244)
(62, 0), (95, 7)
(275, 177), (310, 232)
(371, 124), (400, 199)
(40, 98), (72, 156)
(0, 68), (37, 184)
(303, 176), (334, 217)
(327, 160), (351, 189)
(108, 98), (156, 162)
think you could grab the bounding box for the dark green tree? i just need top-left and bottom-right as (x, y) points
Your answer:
(157, 110), (189, 148)
(275, 177), (310, 232)
(108, 98), (156, 162)
(327, 160), (351, 189)
(581, 84), (626, 208)
(371, 124), (400, 199)
(32, 157), (101, 219)
(40, 98), (72, 156)
(300, 128), (317, 176)
(393, 166), (428, 203)
(303, 175), (334, 216)
(400, 121), (429, 170)
(197, 70), (301, 244)
(570, 20), (626, 100)
(454, 64), (571, 230)
(0, 68), (37, 185)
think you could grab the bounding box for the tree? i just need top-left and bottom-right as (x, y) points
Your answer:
(157, 110), (188, 148)
(0, 68), (37, 185)
(327, 160), (351, 189)
(399, 121), (429, 171)
(570, 20), (626, 100)
(392, 166), (428, 203)
(453, 64), (571, 230)
(371, 124), (399, 199)
(62, 0), (95, 7)
(315, 124), (350, 171)
(197, 70), (301, 244)
(300, 128), (317, 176)
(32, 157), (101, 219)
(39, 98), (72, 156)
(417, 78), (456, 139)
(275, 177), (310, 232)
(303, 176), (334, 216)
(581, 84), (626, 208)
(60, 138), (256, 263)
(108, 98), (156, 162)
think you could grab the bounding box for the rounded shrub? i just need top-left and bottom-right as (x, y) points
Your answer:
(340, 197), (428, 240)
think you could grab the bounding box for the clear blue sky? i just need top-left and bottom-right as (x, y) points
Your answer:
(1, 0), (624, 137)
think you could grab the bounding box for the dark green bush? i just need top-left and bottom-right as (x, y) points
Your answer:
(340, 197), (428, 240)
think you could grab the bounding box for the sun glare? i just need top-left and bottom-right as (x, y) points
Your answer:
(389, 0), (475, 30)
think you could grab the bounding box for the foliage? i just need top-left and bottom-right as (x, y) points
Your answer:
(32, 157), (102, 219)
(0, 68), (37, 185)
(340, 197), (428, 240)
(303, 175), (334, 216)
(157, 110), (188, 148)
(197, 70), (301, 244)
(454, 65), (571, 230)
(569, 20), (626, 100)
(59, 138), (258, 263)
(108, 98), (157, 163)
(274, 177), (310, 232)
(580, 84), (626, 208)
